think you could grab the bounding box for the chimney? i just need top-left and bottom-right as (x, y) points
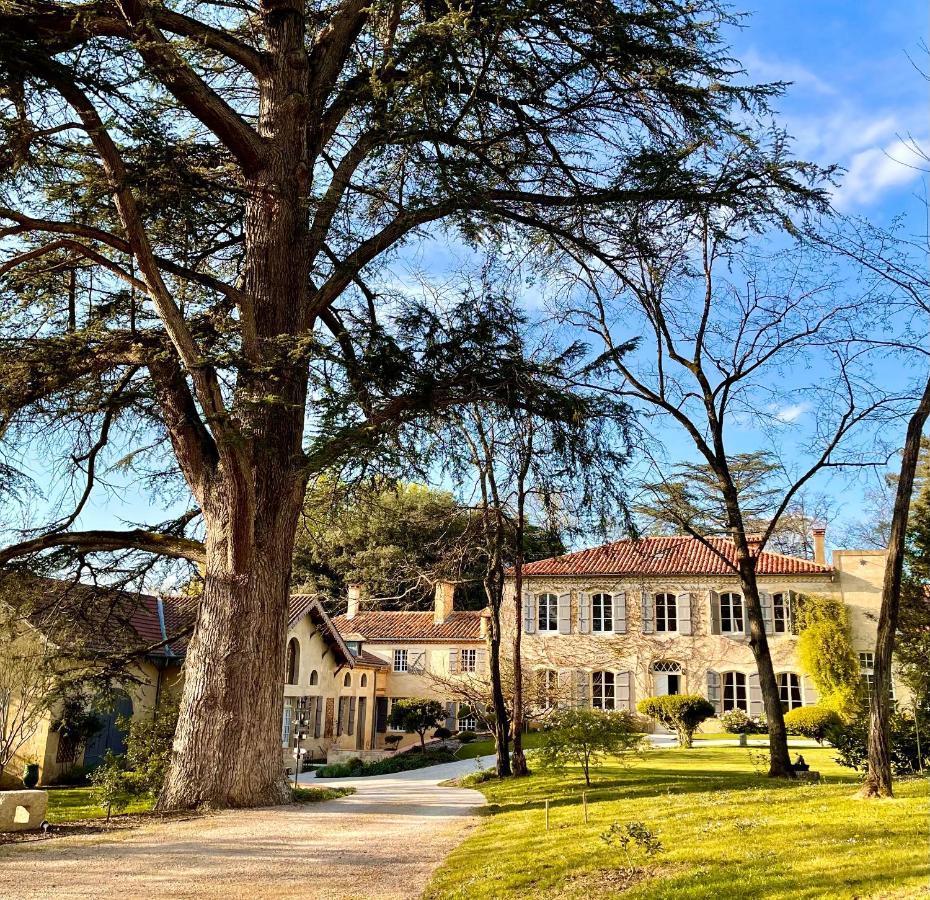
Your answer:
(812, 527), (826, 565)
(434, 581), (455, 625)
(346, 584), (362, 620)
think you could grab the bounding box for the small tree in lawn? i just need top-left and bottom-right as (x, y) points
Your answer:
(638, 695), (715, 749)
(535, 708), (643, 786)
(387, 699), (446, 752)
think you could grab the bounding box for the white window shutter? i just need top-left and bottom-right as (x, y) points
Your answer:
(677, 592), (692, 635)
(803, 675), (820, 705)
(558, 593), (572, 634)
(615, 591), (627, 633)
(748, 673), (764, 716)
(616, 671), (633, 712)
(709, 591), (721, 635)
(523, 591), (536, 635)
(641, 590), (654, 634)
(574, 670), (590, 707)
(475, 648), (487, 674)
(578, 592), (591, 634)
(448, 649), (458, 675)
(707, 670), (721, 714)
(410, 650), (426, 674)
(760, 592), (774, 635)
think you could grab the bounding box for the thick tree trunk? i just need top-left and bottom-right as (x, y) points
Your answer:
(861, 374), (930, 798)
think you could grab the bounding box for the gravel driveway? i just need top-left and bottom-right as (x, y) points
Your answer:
(0, 756), (492, 900)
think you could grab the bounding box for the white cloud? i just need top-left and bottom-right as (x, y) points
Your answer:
(773, 402), (812, 423)
(834, 136), (929, 208)
(741, 49), (837, 97)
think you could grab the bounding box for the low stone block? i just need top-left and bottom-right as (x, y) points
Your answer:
(796, 770), (821, 783)
(0, 790), (49, 833)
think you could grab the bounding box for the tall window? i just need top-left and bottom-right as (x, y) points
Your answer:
(773, 593), (792, 633)
(859, 652), (895, 702)
(655, 593), (678, 632)
(343, 672), (352, 687)
(652, 660), (681, 696)
(393, 649), (408, 672)
(281, 699), (294, 746)
(308, 669), (319, 686)
(537, 669), (558, 707)
(720, 593), (744, 634)
(285, 638), (300, 684)
(722, 672), (748, 711)
(592, 593), (613, 632)
(778, 672), (803, 710)
(388, 697), (408, 731)
(538, 593), (558, 632)
(460, 649), (477, 673)
(592, 671), (616, 710)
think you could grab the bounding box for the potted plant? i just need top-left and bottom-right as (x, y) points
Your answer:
(22, 759), (40, 789)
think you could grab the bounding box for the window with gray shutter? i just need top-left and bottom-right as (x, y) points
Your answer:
(616, 671), (633, 711)
(574, 670), (590, 707)
(475, 648), (487, 674)
(409, 650), (426, 674)
(803, 675), (820, 706)
(707, 670), (721, 714)
(677, 593), (692, 635)
(615, 591), (627, 633)
(578, 592), (591, 634)
(641, 591), (654, 634)
(760, 592), (774, 635)
(523, 591), (536, 634)
(444, 702), (455, 731)
(558, 593), (572, 634)
(709, 591), (721, 635)
(448, 649), (458, 675)
(747, 673), (763, 716)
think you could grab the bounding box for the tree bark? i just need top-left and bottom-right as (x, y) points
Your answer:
(861, 373), (930, 798)
(488, 591), (512, 778)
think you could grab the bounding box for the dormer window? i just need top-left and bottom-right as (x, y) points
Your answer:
(346, 640), (362, 656)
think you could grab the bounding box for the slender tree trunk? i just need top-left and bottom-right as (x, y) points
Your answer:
(861, 374), (930, 798)
(488, 586), (512, 777)
(510, 434), (531, 777)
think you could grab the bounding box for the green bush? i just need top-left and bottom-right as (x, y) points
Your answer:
(831, 708), (929, 775)
(47, 765), (91, 786)
(387, 698), (447, 750)
(457, 730), (477, 743)
(718, 709), (763, 735)
(637, 695), (715, 748)
(783, 705), (843, 743)
(433, 726), (453, 740)
(316, 747), (456, 778)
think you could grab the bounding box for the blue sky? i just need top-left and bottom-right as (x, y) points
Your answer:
(9, 1), (928, 569)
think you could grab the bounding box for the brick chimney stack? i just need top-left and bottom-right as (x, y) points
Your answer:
(812, 527), (826, 565)
(346, 584), (362, 620)
(434, 581), (455, 625)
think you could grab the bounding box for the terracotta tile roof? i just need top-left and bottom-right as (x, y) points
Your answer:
(355, 649), (390, 669)
(520, 536), (833, 577)
(331, 610), (482, 642)
(289, 594), (355, 666)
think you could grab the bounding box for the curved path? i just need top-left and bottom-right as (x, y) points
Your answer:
(0, 756), (492, 900)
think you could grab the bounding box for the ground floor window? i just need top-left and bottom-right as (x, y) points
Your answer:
(778, 672), (803, 710)
(859, 652), (895, 702)
(652, 660), (682, 696)
(457, 705), (478, 732)
(281, 699), (294, 746)
(592, 671), (616, 710)
(722, 672), (748, 711)
(387, 698), (408, 731)
(536, 669), (558, 708)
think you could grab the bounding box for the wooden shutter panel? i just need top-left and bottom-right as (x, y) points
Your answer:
(445, 702), (455, 731)
(787, 590), (798, 634)
(314, 696), (323, 738)
(748, 673), (763, 716)
(523, 591), (536, 635)
(448, 649), (458, 675)
(760, 592), (774, 635)
(709, 591), (721, 635)
(803, 676), (820, 706)
(616, 671), (633, 712)
(677, 592), (692, 635)
(615, 591), (627, 633)
(578, 592), (591, 634)
(475, 648), (487, 674)
(558, 593), (572, 634)
(574, 670), (590, 707)
(707, 670), (721, 714)
(375, 697), (389, 733)
(348, 696), (357, 735)
(641, 591), (654, 634)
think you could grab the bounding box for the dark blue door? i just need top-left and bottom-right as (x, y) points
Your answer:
(83, 694), (134, 768)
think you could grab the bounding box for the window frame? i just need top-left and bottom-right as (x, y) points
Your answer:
(654, 592), (678, 633)
(393, 649), (408, 673)
(722, 671), (748, 712)
(537, 592), (559, 633)
(460, 648), (477, 673)
(591, 670), (616, 710)
(772, 592), (792, 634)
(719, 592), (745, 635)
(777, 672), (803, 710)
(592, 592), (614, 633)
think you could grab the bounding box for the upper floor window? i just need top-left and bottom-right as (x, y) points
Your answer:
(655, 593), (677, 632)
(393, 649), (408, 673)
(592, 593), (613, 632)
(343, 672), (352, 688)
(460, 649), (477, 673)
(722, 671), (748, 711)
(778, 672), (803, 710)
(308, 669), (319, 687)
(592, 671), (616, 710)
(773, 593), (793, 633)
(538, 593), (558, 633)
(720, 593), (744, 634)
(360, 673), (368, 688)
(285, 638), (300, 685)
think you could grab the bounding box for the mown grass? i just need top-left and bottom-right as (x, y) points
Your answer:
(427, 746), (929, 899)
(45, 787), (153, 823)
(454, 731), (547, 760)
(292, 785), (355, 802)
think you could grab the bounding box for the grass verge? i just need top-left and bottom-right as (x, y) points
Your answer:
(292, 786), (355, 802)
(426, 745), (929, 899)
(45, 787), (153, 823)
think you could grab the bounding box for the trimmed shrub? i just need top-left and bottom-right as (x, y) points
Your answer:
(316, 747), (456, 778)
(831, 708), (929, 775)
(718, 709), (762, 735)
(433, 726), (453, 740)
(387, 698), (447, 750)
(637, 695), (715, 749)
(783, 705), (843, 743)
(456, 730), (477, 743)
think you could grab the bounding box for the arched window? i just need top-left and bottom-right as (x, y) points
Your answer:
(722, 671), (748, 711)
(537, 593), (558, 633)
(285, 638), (300, 685)
(719, 593), (744, 634)
(651, 660), (682, 696)
(592, 593), (613, 632)
(778, 672), (803, 710)
(360, 673), (368, 687)
(654, 593), (678, 632)
(308, 669), (318, 687)
(343, 672), (352, 688)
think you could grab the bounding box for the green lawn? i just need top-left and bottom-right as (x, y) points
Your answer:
(455, 731), (547, 760)
(45, 787), (153, 823)
(427, 746), (929, 899)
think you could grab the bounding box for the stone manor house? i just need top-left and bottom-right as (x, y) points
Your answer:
(3, 530), (895, 783)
